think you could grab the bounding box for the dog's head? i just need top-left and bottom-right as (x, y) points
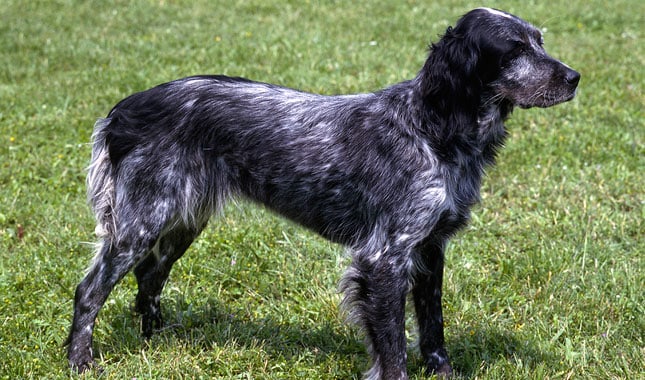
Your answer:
(449, 8), (580, 108)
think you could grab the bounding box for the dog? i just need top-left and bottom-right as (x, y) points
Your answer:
(66, 8), (579, 379)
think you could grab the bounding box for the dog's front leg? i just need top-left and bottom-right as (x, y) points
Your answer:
(342, 247), (411, 380)
(412, 239), (452, 378)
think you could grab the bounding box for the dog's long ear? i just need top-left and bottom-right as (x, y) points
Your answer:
(417, 25), (483, 114)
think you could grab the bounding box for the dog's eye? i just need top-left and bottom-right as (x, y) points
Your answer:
(512, 40), (527, 52)
(502, 40), (527, 62)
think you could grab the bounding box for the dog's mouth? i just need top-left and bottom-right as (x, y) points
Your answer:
(551, 88), (578, 106)
(493, 81), (580, 109)
(518, 87), (578, 109)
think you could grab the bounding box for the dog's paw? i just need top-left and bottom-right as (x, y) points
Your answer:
(431, 362), (453, 379)
(141, 313), (163, 339)
(68, 346), (100, 374)
(69, 358), (101, 374)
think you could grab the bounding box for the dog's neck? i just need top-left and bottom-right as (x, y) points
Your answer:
(408, 72), (513, 166)
(476, 99), (512, 165)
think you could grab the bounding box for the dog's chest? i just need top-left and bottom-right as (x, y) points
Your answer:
(416, 153), (486, 239)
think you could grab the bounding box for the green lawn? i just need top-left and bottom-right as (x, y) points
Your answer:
(0, 0), (642, 379)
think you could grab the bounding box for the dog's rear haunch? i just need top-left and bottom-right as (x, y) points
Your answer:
(66, 8), (578, 379)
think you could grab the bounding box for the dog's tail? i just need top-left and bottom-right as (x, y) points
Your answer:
(87, 118), (116, 240)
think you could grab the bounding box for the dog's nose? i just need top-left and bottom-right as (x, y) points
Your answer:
(565, 69), (580, 86)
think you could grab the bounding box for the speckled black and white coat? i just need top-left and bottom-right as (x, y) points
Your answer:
(66, 8), (579, 379)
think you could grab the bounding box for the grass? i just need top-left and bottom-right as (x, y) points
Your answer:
(0, 0), (642, 378)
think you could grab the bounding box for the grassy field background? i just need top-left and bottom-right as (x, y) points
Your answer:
(0, 0), (642, 378)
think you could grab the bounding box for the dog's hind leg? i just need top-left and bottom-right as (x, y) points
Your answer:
(342, 242), (411, 380)
(66, 231), (160, 372)
(412, 239), (452, 378)
(66, 191), (179, 372)
(133, 222), (206, 338)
